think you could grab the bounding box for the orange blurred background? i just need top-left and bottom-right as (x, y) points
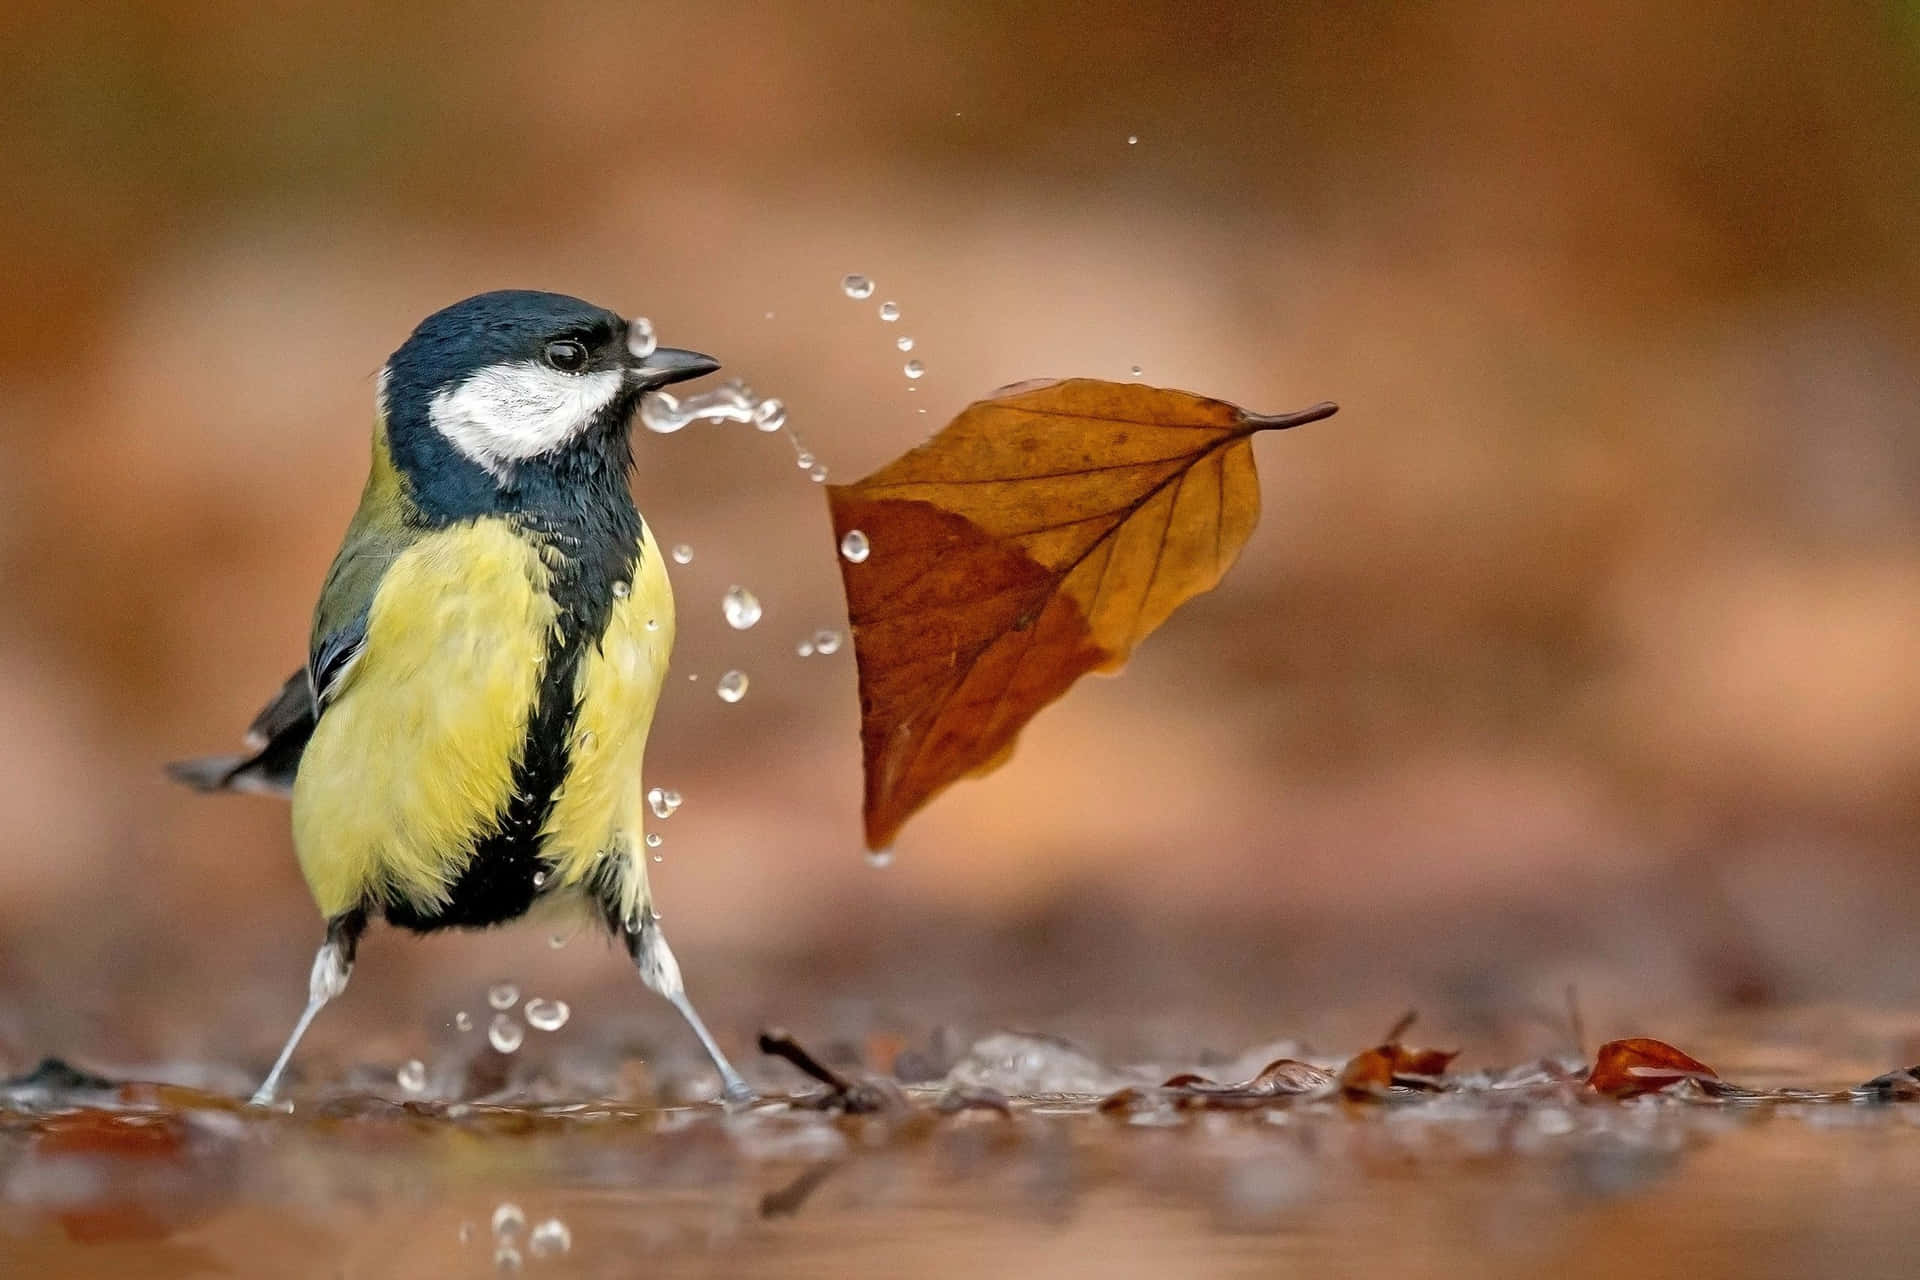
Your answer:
(3, 0), (1918, 1084)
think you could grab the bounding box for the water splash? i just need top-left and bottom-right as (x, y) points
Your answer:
(716, 670), (749, 703)
(813, 629), (842, 655)
(897, 336), (915, 352)
(626, 317), (657, 360)
(722, 585), (763, 630)
(841, 274), (875, 299)
(528, 1219), (573, 1257)
(488, 1014), (524, 1054)
(671, 544), (694, 565)
(904, 359), (925, 380)
(840, 530), (870, 563)
(878, 301), (901, 321)
(487, 983), (519, 1011)
(397, 1059), (426, 1093)
(525, 998), (570, 1032)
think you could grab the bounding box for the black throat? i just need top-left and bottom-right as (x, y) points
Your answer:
(384, 432), (644, 933)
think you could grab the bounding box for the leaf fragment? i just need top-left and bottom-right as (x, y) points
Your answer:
(1585, 1038), (1720, 1097)
(828, 378), (1336, 848)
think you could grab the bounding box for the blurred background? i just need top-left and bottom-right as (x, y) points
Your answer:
(2, 0), (1918, 1088)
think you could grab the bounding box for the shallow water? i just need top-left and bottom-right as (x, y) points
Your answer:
(6, 1034), (1920, 1279)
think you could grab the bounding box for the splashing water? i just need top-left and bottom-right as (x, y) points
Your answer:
(840, 530), (870, 563)
(722, 585), (763, 630)
(454, 1011), (473, 1032)
(524, 998), (570, 1032)
(878, 300), (901, 321)
(488, 1014), (524, 1054)
(644, 832), (663, 850)
(751, 397), (787, 433)
(842, 273), (875, 299)
(1130, 365), (1143, 377)
(647, 786), (684, 820)
(641, 380), (767, 435)
(397, 1059), (427, 1093)
(796, 638), (815, 657)
(494, 1245), (522, 1272)
(528, 1219), (573, 1258)
(492, 1203), (526, 1237)
(671, 544), (694, 565)
(897, 336), (915, 351)
(1127, 134), (1139, 145)
(487, 983), (519, 1011)
(716, 670), (749, 703)
(904, 359), (925, 380)
(626, 316), (658, 360)
(813, 628), (842, 655)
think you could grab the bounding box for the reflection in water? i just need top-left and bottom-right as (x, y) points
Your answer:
(5, 1043), (1920, 1278)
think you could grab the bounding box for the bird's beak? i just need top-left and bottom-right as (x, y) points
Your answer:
(629, 347), (721, 390)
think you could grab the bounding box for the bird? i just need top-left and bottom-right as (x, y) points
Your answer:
(168, 289), (753, 1106)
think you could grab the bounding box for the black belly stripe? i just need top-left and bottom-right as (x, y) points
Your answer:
(385, 499), (643, 933)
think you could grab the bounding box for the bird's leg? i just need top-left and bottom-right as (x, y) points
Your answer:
(624, 906), (754, 1105)
(250, 909), (367, 1106)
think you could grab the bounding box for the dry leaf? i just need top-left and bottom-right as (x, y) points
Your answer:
(827, 378), (1337, 848)
(1585, 1038), (1719, 1097)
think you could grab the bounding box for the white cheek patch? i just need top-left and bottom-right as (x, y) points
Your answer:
(427, 361), (623, 477)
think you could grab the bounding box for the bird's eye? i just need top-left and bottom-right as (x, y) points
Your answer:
(544, 339), (588, 373)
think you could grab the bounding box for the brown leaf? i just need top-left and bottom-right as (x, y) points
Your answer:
(828, 378), (1337, 848)
(1585, 1037), (1719, 1097)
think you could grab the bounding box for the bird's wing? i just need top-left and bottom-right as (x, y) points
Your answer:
(167, 517), (404, 797)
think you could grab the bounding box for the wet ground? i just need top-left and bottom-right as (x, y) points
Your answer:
(6, 1021), (1920, 1279)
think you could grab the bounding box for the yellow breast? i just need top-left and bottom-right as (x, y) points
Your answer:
(538, 532), (675, 923)
(292, 520), (557, 917)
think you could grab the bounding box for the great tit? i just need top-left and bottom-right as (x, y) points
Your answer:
(169, 290), (752, 1105)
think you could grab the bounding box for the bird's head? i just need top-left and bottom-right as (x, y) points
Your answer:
(377, 290), (718, 513)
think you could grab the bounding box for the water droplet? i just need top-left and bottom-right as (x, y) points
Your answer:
(639, 390), (687, 434)
(867, 848), (895, 868)
(794, 450), (814, 470)
(397, 1059), (426, 1093)
(488, 983), (519, 1011)
(525, 998), (571, 1032)
(577, 730), (596, 751)
(878, 300), (900, 322)
(810, 464), (829, 482)
(528, 1218), (572, 1257)
(897, 336), (915, 352)
(488, 1014), (525, 1054)
(492, 1203), (526, 1237)
(494, 1244), (523, 1272)
(903, 359), (925, 380)
(647, 786), (673, 819)
(644, 832), (663, 849)
(531, 870), (546, 889)
(664, 788), (681, 808)
(455, 1011), (473, 1032)
(796, 639), (815, 657)
(1129, 365), (1143, 378)
(839, 530), (870, 563)
(612, 580), (630, 598)
(841, 273), (875, 299)
(548, 932), (568, 950)
(651, 852), (664, 863)
(671, 544), (693, 565)
(752, 397), (787, 433)
(722, 585), (763, 630)
(626, 317), (658, 360)
(813, 629), (842, 655)
(716, 669), (749, 703)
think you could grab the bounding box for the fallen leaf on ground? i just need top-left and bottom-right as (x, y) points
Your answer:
(1586, 1038), (1719, 1097)
(827, 378), (1337, 848)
